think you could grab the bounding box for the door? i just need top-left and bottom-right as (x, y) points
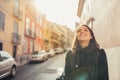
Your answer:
(13, 46), (17, 59)
(0, 43), (2, 50)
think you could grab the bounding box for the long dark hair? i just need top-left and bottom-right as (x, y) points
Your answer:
(72, 24), (99, 53)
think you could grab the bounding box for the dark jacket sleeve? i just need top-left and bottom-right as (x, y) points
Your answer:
(97, 49), (109, 80)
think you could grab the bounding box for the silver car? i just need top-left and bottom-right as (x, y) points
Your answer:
(47, 49), (56, 58)
(29, 50), (48, 62)
(0, 51), (16, 79)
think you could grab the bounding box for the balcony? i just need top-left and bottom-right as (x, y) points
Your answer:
(32, 32), (36, 39)
(25, 29), (31, 37)
(30, 32), (36, 39)
(29, 29), (32, 37)
(50, 36), (60, 44)
(13, 6), (22, 20)
(12, 33), (21, 44)
(51, 36), (58, 40)
(25, 29), (36, 39)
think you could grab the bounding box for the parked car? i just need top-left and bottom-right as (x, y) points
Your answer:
(29, 50), (48, 63)
(54, 47), (64, 54)
(0, 51), (16, 79)
(65, 47), (72, 52)
(47, 49), (56, 57)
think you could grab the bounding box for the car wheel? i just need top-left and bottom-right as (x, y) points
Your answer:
(10, 66), (16, 78)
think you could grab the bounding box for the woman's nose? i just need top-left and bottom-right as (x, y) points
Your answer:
(80, 30), (84, 33)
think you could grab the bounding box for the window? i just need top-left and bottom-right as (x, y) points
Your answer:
(30, 41), (34, 53)
(36, 14), (39, 23)
(0, 51), (11, 60)
(14, 21), (18, 33)
(0, 43), (3, 50)
(39, 18), (42, 26)
(32, 22), (34, 37)
(13, 21), (19, 42)
(26, 17), (30, 35)
(35, 44), (38, 51)
(0, 11), (5, 30)
(40, 31), (42, 39)
(36, 28), (38, 37)
(15, 0), (19, 8)
(14, 0), (20, 16)
(23, 38), (28, 53)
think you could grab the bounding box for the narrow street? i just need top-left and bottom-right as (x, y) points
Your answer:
(12, 53), (66, 80)
(1, 0), (120, 80)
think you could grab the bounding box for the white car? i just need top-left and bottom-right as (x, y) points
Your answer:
(47, 49), (56, 57)
(29, 50), (48, 62)
(0, 51), (16, 79)
(55, 48), (64, 54)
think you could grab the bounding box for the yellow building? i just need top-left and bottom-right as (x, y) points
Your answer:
(44, 20), (51, 51)
(44, 19), (74, 51)
(0, 0), (25, 59)
(60, 25), (74, 48)
(44, 20), (61, 51)
(49, 28), (60, 49)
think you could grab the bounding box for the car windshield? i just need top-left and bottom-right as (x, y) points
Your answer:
(38, 51), (43, 54)
(32, 51), (38, 55)
(32, 51), (44, 55)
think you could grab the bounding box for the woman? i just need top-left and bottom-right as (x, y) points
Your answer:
(56, 25), (109, 80)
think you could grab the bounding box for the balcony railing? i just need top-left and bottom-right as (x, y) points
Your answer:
(12, 33), (21, 44)
(29, 29), (32, 36)
(26, 29), (31, 36)
(25, 29), (36, 39)
(51, 36), (58, 40)
(13, 6), (22, 20)
(30, 32), (36, 39)
(32, 32), (36, 38)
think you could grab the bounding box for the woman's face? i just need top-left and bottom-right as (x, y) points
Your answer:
(76, 25), (92, 42)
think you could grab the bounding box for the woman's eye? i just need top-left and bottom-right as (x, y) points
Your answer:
(77, 30), (81, 33)
(84, 29), (88, 32)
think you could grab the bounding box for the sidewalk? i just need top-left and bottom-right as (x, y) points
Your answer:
(16, 59), (28, 67)
(16, 54), (29, 67)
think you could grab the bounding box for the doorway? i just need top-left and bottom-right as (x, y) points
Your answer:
(13, 46), (17, 59)
(0, 43), (2, 50)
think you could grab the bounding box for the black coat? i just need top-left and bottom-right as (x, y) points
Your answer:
(62, 48), (109, 80)
(97, 49), (109, 80)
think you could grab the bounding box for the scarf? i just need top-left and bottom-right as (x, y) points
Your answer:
(72, 43), (99, 80)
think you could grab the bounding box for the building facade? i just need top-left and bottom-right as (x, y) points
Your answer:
(23, 1), (45, 62)
(0, 0), (45, 65)
(60, 25), (74, 48)
(0, 0), (24, 60)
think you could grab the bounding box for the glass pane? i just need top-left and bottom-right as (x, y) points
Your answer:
(0, 22), (4, 30)
(0, 11), (5, 22)
(0, 51), (11, 60)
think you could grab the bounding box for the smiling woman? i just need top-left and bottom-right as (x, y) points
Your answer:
(56, 24), (109, 80)
(76, 25), (93, 48)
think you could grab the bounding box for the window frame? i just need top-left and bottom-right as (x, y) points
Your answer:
(0, 11), (5, 30)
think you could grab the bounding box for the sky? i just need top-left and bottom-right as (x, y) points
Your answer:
(33, 0), (79, 31)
